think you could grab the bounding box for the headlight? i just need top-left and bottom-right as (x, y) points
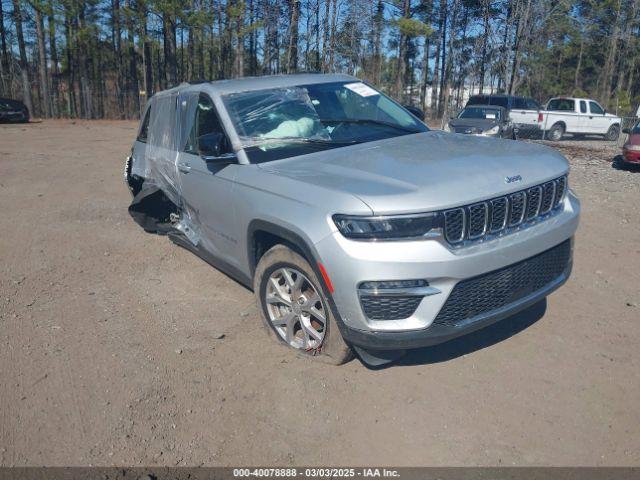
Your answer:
(333, 213), (440, 240)
(624, 144), (640, 151)
(485, 125), (500, 135)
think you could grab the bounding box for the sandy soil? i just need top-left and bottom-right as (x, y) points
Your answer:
(0, 120), (638, 466)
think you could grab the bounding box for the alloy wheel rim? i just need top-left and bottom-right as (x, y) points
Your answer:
(264, 267), (326, 351)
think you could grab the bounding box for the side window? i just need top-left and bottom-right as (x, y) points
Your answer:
(525, 98), (540, 110)
(513, 97), (527, 110)
(137, 108), (151, 143)
(185, 93), (230, 154)
(580, 101), (587, 114)
(589, 101), (604, 115)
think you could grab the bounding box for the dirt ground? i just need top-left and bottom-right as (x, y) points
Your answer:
(1, 120), (639, 467)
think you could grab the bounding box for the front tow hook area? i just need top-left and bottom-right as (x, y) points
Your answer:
(351, 345), (406, 367)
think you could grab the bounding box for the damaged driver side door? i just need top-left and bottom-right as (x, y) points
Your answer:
(176, 91), (241, 268)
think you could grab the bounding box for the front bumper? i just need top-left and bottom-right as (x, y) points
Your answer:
(315, 192), (580, 349)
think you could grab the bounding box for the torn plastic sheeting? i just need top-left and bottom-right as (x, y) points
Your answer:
(224, 86), (330, 149)
(142, 90), (201, 247)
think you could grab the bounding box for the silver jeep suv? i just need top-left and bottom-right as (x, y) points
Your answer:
(125, 74), (580, 365)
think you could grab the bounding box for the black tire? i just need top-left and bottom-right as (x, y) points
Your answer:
(547, 123), (564, 141)
(253, 244), (353, 365)
(605, 124), (620, 141)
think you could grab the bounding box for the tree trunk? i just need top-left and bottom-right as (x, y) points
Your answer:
(372, 0), (383, 85)
(48, 5), (62, 117)
(437, 0), (448, 118)
(479, 0), (489, 94)
(287, 0), (300, 73)
(420, 35), (430, 111)
(395, 0), (410, 100)
(235, 1), (245, 77)
(321, 0), (330, 71)
(125, 0), (139, 117)
(137, 0), (153, 98)
(328, 0), (338, 72)
(0, 1), (10, 94)
(33, 3), (51, 117)
(163, 13), (178, 86)
(598, 0), (622, 107)
(12, 0), (34, 116)
(77, 4), (92, 118)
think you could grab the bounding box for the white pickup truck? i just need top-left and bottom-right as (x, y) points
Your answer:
(540, 97), (622, 141)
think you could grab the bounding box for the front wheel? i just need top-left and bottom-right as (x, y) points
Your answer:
(605, 124), (620, 141)
(254, 245), (353, 365)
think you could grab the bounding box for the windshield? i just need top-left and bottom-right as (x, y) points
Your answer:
(223, 81), (428, 163)
(458, 107), (502, 120)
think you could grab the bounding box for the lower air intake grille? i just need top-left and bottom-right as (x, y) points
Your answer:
(433, 240), (571, 327)
(360, 295), (422, 320)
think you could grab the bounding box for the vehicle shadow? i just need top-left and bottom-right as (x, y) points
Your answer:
(612, 155), (640, 172)
(384, 299), (548, 368)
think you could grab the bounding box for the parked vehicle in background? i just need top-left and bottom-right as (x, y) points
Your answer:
(621, 121), (640, 165)
(125, 74), (579, 366)
(465, 94), (542, 135)
(0, 97), (29, 123)
(445, 105), (516, 139)
(540, 97), (621, 141)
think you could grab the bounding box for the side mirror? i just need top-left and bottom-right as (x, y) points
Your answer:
(403, 105), (425, 121)
(622, 128), (630, 134)
(198, 132), (236, 163)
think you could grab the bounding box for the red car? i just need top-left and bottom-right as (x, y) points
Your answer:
(622, 121), (640, 164)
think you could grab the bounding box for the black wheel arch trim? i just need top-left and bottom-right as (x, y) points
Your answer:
(246, 219), (352, 337)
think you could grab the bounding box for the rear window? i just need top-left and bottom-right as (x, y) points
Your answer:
(547, 99), (575, 112)
(467, 95), (509, 109)
(513, 97), (528, 110)
(148, 95), (178, 150)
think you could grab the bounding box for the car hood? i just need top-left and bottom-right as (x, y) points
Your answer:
(257, 131), (569, 215)
(448, 118), (499, 131)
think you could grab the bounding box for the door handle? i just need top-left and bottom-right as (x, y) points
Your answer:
(177, 162), (191, 173)
(589, 116), (593, 119)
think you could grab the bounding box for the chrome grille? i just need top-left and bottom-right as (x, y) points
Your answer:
(443, 175), (567, 246)
(540, 181), (556, 214)
(525, 186), (542, 220)
(468, 203), (488, 239)
(444, 208), (465, 243)
(489, 198), (507, 232)
(508, 192), (526, 226)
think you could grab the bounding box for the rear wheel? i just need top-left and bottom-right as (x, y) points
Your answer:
(605, 124), (620, 141)
(547, 123), (564, 141)
(254, 245), (353, 365)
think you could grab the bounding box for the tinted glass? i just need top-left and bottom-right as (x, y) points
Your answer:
(458, 107), (502, 120)
(547, 99), (575, 111)
(589, 101), (604, 114)
(467, 95), (508, 108)
(184, 93), (229, 154)
(580, 101), (587, 113)
(513, 97), (528, 109)
(137, 108), (151, 143)
(525, 98), (540, 110)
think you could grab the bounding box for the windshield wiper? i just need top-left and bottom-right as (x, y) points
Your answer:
(246, 136), (360, 147)
(320, 118), (423, 134)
